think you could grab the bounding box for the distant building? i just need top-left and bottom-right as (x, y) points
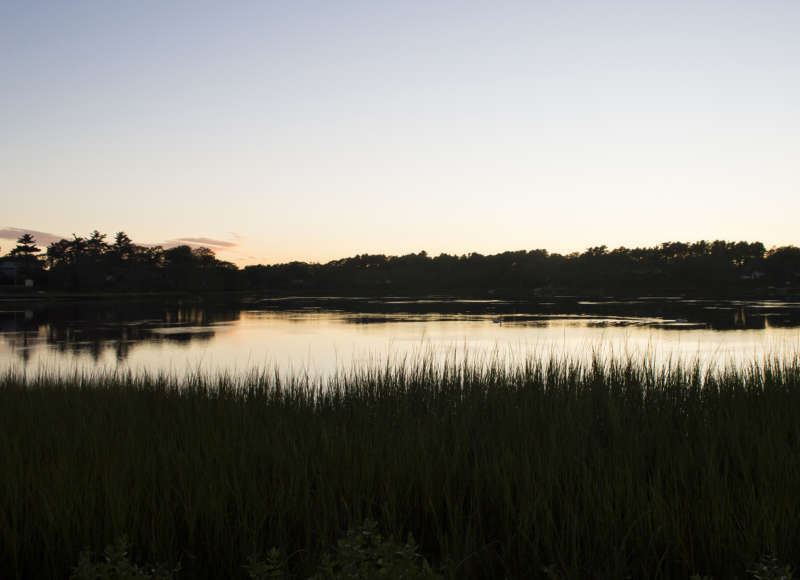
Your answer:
(0, 260), (19, 284)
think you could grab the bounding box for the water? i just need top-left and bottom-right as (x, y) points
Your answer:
(2, 296), (800, 377)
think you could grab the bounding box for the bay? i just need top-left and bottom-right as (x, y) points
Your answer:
(2, 296), (799, 378)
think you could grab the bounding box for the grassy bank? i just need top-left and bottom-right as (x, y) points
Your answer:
(2, 354), (800, 579)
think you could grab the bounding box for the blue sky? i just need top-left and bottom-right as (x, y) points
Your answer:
(2, 0), (798, 265)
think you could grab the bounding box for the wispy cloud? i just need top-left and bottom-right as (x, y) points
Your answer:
(158, 236), (240, 249)
(0, 227), (64, 246)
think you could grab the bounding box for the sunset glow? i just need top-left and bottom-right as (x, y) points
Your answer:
(2, 1), (798, 265)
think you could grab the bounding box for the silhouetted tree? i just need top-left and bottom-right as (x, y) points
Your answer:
(10, 229), (798, 298)
(8, 233), (40, 258)
(86, 230), (109, 258)
(765, 246), (800, 285)
(6, 233), (44, 282)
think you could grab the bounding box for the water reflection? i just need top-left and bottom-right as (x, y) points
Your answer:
(251, 296), (800, 330)
(0, 301), (239, 363)
(1, 297), (799, 374)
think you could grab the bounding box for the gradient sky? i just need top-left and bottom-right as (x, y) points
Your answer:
(2, 0), (798, 266)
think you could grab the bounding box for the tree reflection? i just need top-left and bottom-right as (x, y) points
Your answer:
(0, 301), (239, 363)
(2, 298), (800, 366)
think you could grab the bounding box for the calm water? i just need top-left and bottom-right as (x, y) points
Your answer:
(2, 297), (800, 377)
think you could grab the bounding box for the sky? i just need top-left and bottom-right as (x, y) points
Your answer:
(1, 0), (798, 266)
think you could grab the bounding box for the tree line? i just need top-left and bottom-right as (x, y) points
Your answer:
(2, 232), (800, 297)
(0, 231), (238, 291)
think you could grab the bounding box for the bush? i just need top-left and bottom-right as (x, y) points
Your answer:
(71, 536), (179, 580)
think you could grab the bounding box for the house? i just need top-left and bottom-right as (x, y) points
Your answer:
(0, 260), (19, 284)
(740, 270), (766, 280)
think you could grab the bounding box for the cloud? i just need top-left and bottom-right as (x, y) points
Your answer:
(0, 227), (64, 246)
(158, 236), (240, 249)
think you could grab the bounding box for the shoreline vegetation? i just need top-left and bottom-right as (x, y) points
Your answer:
(3, 353), (800, 579)
(2, 232), (800, 299)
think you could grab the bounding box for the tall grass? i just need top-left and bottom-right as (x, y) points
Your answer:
(2, 352), (800, 579)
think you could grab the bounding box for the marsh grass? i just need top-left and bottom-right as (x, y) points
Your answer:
(2, 351), (800, 579)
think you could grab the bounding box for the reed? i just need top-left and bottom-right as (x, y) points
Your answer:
(2, 352), (800, 579)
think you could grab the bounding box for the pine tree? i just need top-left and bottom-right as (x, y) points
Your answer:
(8, 233), (40, 258)
(7, 233), (43, 281)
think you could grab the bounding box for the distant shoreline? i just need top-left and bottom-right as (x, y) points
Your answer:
(1, 288), (798, 305)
